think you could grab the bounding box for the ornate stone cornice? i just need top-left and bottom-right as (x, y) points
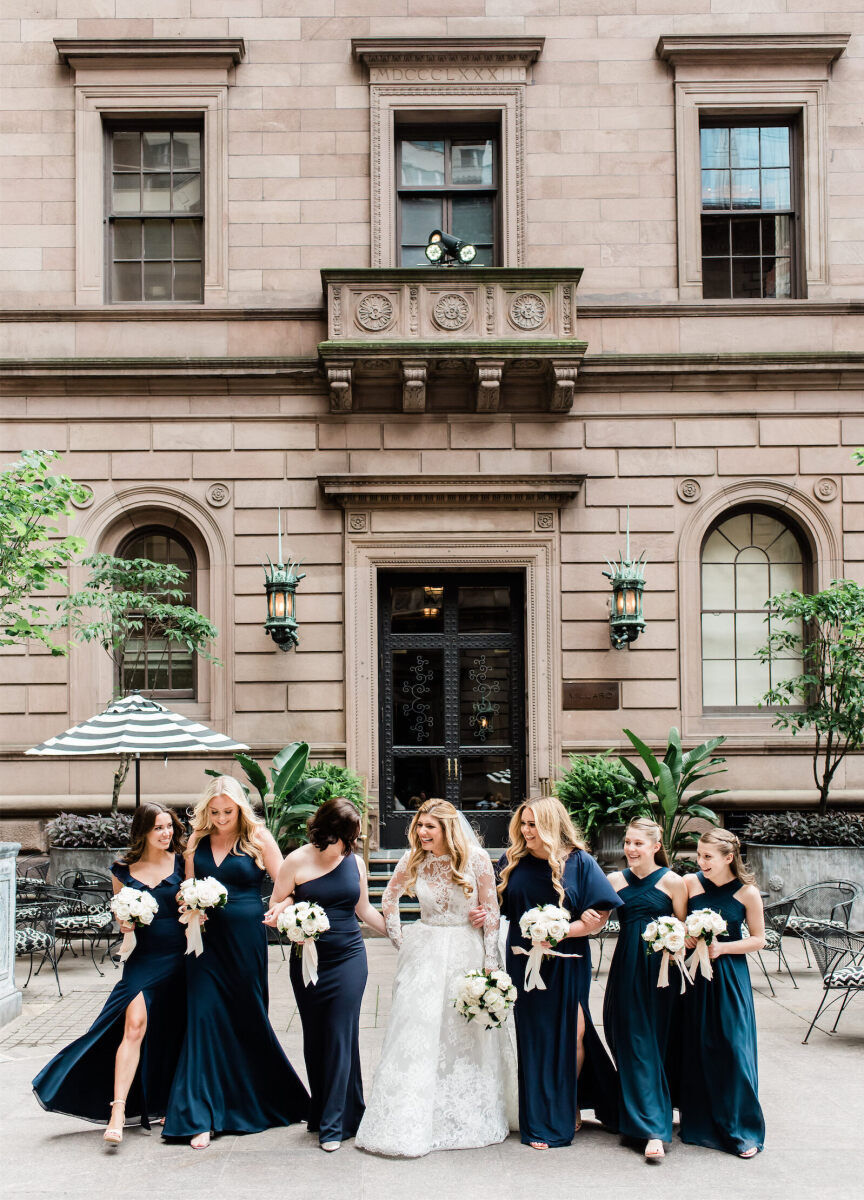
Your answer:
(319, 475), (583, 509)
(657, 33), (849, 72)
(352, 37), (544, 70)
(54, 37), (246, 70)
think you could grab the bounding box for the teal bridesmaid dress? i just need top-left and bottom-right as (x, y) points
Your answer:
(679, 873), (765, 1155)
(603, 866), (677, 1143)
(33, 856), (187, 1127)
(162, 837), (309, 1138)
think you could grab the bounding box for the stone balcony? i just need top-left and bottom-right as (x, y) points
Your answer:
(318, 268), (586, 413)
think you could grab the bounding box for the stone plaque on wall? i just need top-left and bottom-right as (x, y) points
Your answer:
(563, 681), (620, 711)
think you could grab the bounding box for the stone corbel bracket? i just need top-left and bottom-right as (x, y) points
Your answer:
(401, 359), (428, 412)
(326, 359), (354, 412)
(475, 359), (505, 412)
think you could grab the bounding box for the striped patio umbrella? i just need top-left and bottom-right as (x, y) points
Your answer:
(27, 693), (249, 806)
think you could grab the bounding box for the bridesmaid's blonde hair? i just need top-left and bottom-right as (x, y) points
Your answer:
(626, 817), (670, 867)
(190, 775), (265, 869)
(403, 799), (474, 899)
(498, 796), (587, 905)
(698, 827), (756, 885)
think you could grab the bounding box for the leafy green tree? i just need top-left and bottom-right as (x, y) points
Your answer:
(614, 727), (725, 858)
(58, 553), (220, 811)
(757, 580), (864, 814)
(0, 450), (87, 653)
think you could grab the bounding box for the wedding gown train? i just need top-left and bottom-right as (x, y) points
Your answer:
(355, 845), (518, 1157)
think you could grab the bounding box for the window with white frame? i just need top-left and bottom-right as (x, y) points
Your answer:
(700, 508), (807, 709)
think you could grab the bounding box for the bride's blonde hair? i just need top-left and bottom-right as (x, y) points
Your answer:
(190, 775), (266, 869)
(497, 796), (586, 905)
(403, 799), (474, 899)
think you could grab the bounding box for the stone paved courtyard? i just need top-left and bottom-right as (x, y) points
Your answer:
(1, 936), (862, 1200)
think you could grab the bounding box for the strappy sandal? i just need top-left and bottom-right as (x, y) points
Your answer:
(574, 1110), (583, 1133)
(529, 1141), (549, 1150)
(191, 1131), (211, 1150)
(103, 1100), (125, 1145)
(739, 1147), (758, 1159)
(645, 1139), (665, 1162)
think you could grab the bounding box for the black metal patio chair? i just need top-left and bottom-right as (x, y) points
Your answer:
(800, 928), (864, 1044)
(785, 881), (861, 967)
(15, 892), (62, 997)
(756, 896), (799, 990)
(591, 917), (620, 979)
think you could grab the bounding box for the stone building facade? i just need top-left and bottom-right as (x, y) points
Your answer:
(1, 4), (863, 847)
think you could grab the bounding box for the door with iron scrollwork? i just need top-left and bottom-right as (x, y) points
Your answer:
(378, 572), (525, 847)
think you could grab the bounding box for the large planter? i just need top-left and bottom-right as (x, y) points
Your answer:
(1, 842), (22, 1028)
(48, 845), (127, 884)
(744, 843), (864, 929)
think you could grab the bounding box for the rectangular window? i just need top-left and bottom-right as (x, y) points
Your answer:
(700, 119), (799, 299)
(396, 126), (498, 267)
(106, 122), (204, 303)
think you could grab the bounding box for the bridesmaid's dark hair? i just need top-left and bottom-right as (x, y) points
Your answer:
(308, 797), (361, 855)
(122, 802), (186, 864)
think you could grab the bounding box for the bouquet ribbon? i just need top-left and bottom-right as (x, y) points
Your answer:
(512, 943), (581, 992)
(685, 938), (714, 982)
(301, 939), (319, 988)
(180, 908), (205, 957)
(657, 948), (692, 993)
(118, 929), (137, 963)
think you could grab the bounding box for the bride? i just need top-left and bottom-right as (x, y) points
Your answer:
(355, 799), (517, 1157)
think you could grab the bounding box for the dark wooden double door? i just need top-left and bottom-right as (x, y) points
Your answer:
(378, 572), (526, 847)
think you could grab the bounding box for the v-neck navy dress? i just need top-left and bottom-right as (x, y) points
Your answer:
(162, 836), (309, 1138)
(499, 849), (623, 1147)
(603, 866), (677, 1143)
(33, 855), (186, 1127)
(291, 854), (367, 1145)
(679, 873), (765, 1155)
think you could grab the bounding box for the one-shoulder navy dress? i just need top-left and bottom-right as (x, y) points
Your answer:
(291, 854), (367, 1145)
(603, 866), (677, 1143)
(679, 873), (765, 1155)
(499, 849), (623, 1147)
(33, 855), (186, 1127)
(162, 836), (309, 1138)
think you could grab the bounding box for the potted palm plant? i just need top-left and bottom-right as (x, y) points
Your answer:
(554, 751), (643, 865)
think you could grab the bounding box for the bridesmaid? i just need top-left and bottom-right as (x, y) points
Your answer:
(603, 817), (688, 1162)
(163, 776), (309, 1148)
(498, 796), (623, 1149)
(680, 828), (766, 1158)
(264, 797), (386, 1153)
(33, 802), (187, 1143)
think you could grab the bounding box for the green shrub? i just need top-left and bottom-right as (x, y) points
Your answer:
(47, 812), (132, 848)
(741, 811), (864, 848)
(554, 751), (642, 845)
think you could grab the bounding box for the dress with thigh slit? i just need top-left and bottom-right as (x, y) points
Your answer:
(499, 849), (623, 1147)
(32, 856), (187, 1128)
(162, 836), (309, 1138)
(290, 854), (367, 1145)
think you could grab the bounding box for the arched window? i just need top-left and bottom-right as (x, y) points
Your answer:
(117, 527), (197, 699)
(700, 508), (808, 709)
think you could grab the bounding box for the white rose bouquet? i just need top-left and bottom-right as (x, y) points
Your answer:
(641, 914), (691, 993)
(178, 876), (228, 957)
(453, 968), (518, 1029)
(110, 886), (159, 962)
(685, 907), (728, 981)
(513, 904), (579, 991)
(276, 901), (331, 987)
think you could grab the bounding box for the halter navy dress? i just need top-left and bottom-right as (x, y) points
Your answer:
(679, 873), (765, 1155)
(603, 866), (677, 1143)
(499, 849), (623, 1147)
(162, 836), (309, 1138)
(32, 855), (186, 1127)
(291, 854), (367, 1145)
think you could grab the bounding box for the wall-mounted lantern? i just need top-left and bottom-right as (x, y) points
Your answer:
(602, 513), (647, 651)
(263, 509), (306, 652)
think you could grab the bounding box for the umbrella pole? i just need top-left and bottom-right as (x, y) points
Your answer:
(135, 755), (141, 808)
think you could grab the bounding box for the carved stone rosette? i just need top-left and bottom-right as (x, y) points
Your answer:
(433, 293), (471, 330)
(356, 292), (395, 331)
(509, 292), (547, 330)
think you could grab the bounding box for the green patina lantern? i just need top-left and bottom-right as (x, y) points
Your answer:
(263, 510), (306, 652)
(602, 514), (647, 651)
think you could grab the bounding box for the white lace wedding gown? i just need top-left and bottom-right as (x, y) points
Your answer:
(355, 845), (518, 1157)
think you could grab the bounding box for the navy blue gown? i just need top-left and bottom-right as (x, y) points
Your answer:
(603, 866), (677, 1143)
(162, 836), (309, 1138)
(499, 849), (623, 1147)
(291, 854), (367, 1145)
(33, 855), (186, 1127)
(679, 873), (765, 1155)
